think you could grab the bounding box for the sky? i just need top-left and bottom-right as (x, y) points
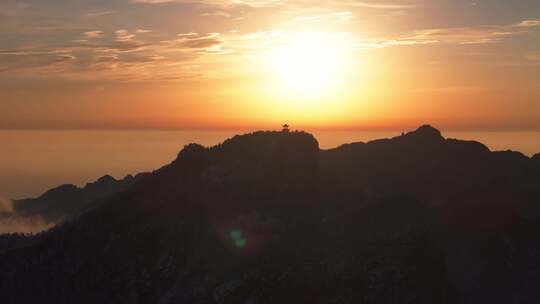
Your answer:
(1, 0), (539, 131)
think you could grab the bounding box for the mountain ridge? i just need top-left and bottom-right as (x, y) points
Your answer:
(10, 173), (147, 223)
(1, 125), (540, 303)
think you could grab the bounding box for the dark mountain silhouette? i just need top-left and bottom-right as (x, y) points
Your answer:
(1, 126), (540, 303)
(11, 173), (147, 223)
(533, 153), (540, 167)
(322, 125), (539, 217)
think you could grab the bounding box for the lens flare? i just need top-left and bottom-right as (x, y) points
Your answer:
(229, 228), (247, 249)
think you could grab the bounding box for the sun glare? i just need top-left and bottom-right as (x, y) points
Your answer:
(266, 32), (349, 96)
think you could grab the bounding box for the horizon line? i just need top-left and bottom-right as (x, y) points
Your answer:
(2, 126), (540, 133)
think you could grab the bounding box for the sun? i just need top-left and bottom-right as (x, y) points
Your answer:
(266, 31), (349, 96)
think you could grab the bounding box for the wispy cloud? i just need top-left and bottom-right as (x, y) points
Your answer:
(83, 11), (115, 17)
(115, 29), (137, 42)
(164, 32), (224, 49)
(201, 11), (232, 18)
(130, 0), (283, 7)
(84, 30), (104, 39)
(358, 19), (540, 48)
(524, 52), (540, 62)
(291, 11), (353, 24)
(130, 0), (418, 10)
(346, 1), (419, 9)
(0, 49), (75, 73)
(0, 28), (226, 81)
(516, 20), (540, 28)
(131, 0), (177, 3)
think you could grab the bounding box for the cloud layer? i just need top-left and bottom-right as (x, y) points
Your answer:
(0, 0), (539, 82)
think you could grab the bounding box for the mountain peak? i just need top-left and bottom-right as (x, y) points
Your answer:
(177, 143), (206, 159)
(96, 175), (116, 184)
(219, 130), (318, 147)
(170, 130), (320, 182)
(414, 124), (442, 136)
(403, 125), (443, 141)
(38, 184), (80, 200)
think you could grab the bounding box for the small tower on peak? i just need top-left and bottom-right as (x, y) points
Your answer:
(282, 124), (290, 133)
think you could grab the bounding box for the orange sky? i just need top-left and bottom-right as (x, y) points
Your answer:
(1, 0), (539, 131)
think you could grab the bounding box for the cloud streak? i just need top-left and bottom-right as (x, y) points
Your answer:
(345, 1), (419, 9)
(84, 30), (104, 39)
(83, 11), (115, 18)
(356, 19), (540, 48)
